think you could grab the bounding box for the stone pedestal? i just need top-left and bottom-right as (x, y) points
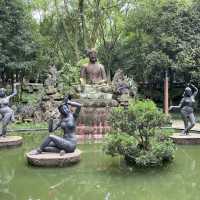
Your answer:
(26, 149), (82, 167)
(74, 99), (118, 136)
(80, 84), (113, 99)
(170, 133), (200, 144)
(0, 136), (23, 148)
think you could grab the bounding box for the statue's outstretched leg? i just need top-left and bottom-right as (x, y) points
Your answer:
(11, 110), (15, 122)
(185, 113), (195, 134)
(40, 135), (75, 153)
(30, 137), (60, 155)
(42, 141), (60, 153)
(43, 146), (60, 153)
(0, 113), (12, 137)
(181, 111), (188, 135)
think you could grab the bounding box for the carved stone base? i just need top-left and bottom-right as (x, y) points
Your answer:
(0, 136), (23, 148)
(26, 149), (82, 167)
(80, 84), (113, 100)
(170, 133), (200, 144)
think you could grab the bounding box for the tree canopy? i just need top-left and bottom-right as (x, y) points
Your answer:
(1, 0), (200, 102)
(0, 0), (37, 85)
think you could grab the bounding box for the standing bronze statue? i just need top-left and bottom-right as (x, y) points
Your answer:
(33, 96), (81, 155)
(0, 83), (18, 137)
(169, 83), (198, 135)
(80, 49), (107, 85)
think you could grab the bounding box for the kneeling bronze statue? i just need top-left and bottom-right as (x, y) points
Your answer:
(33, 96), (81, 155)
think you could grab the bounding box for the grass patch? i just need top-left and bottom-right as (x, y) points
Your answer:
(9, 122), (47, 130)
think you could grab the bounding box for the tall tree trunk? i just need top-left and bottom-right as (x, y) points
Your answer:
(79, 0), (87, 50)
(19, 69), (25, 101)
(11, 72), (14, 92)
(61, 0), (80, 62)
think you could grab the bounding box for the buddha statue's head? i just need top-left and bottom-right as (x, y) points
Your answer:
(87, 49), (97, 64)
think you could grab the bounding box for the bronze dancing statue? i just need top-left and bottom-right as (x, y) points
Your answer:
(169, 83), (198, 135)
(0, 84), (18, 137)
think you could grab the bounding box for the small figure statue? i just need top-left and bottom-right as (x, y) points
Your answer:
(44, 65), (59, 87)
(0, 83), (18, 137)
(80, 49), (107, 85)
(112, 69), (130, 95)
(33, 96), (81, 155)
(169, 83), (198, 135)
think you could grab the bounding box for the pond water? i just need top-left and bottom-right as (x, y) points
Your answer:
(0, 133), (200, 200)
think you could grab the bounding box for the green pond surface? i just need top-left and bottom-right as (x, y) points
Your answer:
(1, 133), (200, 200)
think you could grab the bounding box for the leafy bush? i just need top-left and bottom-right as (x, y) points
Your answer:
(103, 131), (138, 157)
(58, 62), (80, 94)
(103, 100), (176, 167)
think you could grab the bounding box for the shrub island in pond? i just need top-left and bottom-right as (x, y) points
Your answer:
(103, 100), (176, 167)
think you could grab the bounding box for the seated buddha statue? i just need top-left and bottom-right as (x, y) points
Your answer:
(80, 49), (113, 99)
(80, 49), (107, 85)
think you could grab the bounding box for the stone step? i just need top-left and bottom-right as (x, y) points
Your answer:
(170, 133), (200, 144)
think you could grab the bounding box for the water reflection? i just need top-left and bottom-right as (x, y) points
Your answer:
(0, 168), (16, 200)
(1, 136), (200, 200)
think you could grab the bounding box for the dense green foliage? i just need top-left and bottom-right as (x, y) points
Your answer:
(107, 1), (200, 80)
(1, 0), (200, 101)
(28, 0), (129, 81)
(58, 62), (81, 94)
(103, 100), (176, 167)
(0, 0), (37, 86)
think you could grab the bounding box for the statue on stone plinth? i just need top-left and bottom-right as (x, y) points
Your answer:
(79, 49), (114, 100)
(44, 65), (59, 87)
(112, 69), (137, 105)
(0, 83), (18, 137)
(169, 83), (198, 135)
(32, 96), (81, 155)
(112, 69), (131, 95)
(80, 49), (107, 85)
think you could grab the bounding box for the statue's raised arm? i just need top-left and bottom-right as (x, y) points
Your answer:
(190, 83), (198, 97)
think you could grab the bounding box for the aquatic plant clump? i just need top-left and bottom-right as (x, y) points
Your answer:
(103, 100), (176, 167)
